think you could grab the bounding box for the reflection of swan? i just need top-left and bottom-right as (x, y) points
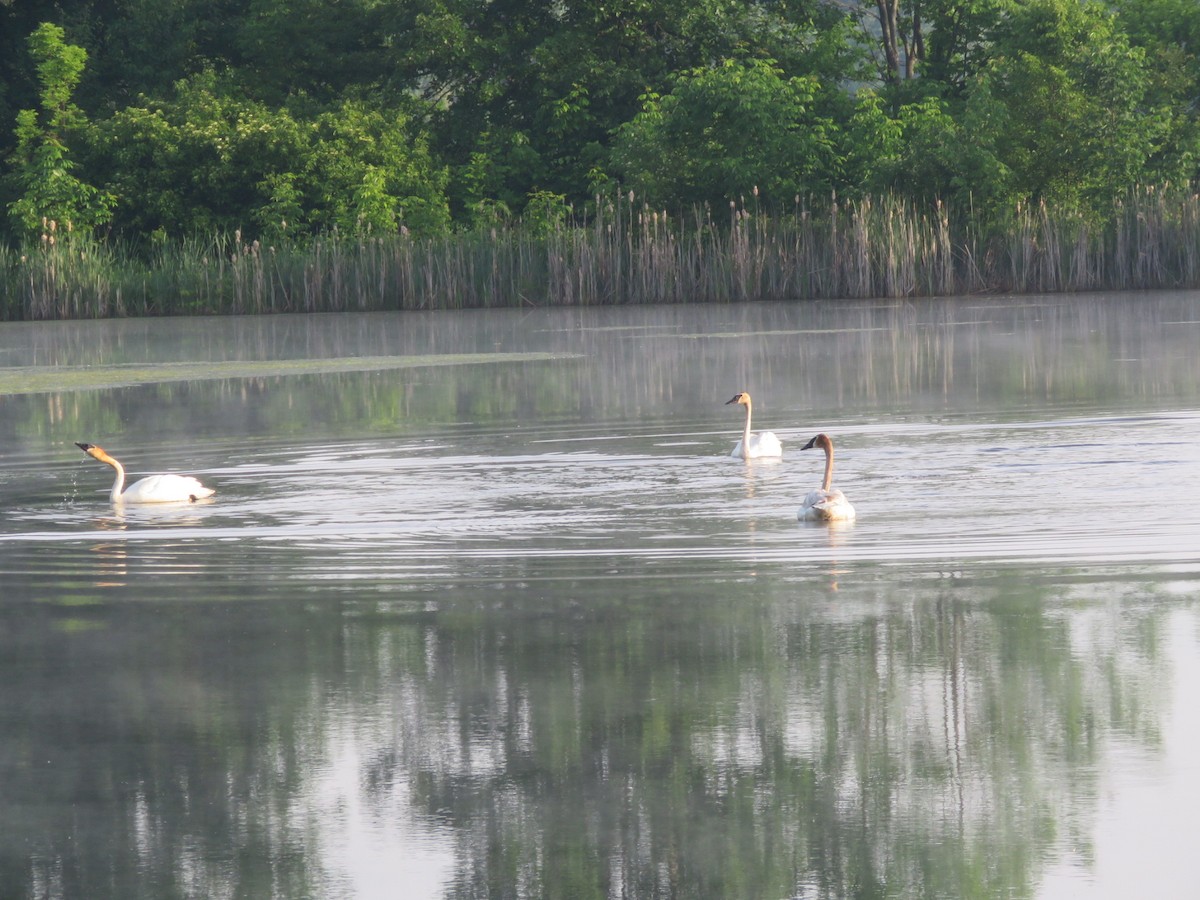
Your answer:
(76, 442), (215, 503)
(725, 392), (783, 459)
(798, 434), (856, 521)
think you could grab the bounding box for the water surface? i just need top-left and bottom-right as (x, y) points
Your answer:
(1, 293), (1199, 898)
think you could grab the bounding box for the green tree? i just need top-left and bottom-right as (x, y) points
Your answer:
(612, 58), (836, 208)
(1112, 0), (1200, 185)
(920, 0), (1008, 94)
(5, 22), (113, 238)
(960, 0), (1167, 216)
(92, 72), (450, 239)
(403, 0), (858, 215)
(304, 100), (451, 235)
(843, 91), (975, 202)
(92, 71), (308, 238)
(838, 0), (1008, 94)
(234, 0), (391, 105)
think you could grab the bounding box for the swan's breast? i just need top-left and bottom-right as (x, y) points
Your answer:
(738, 431), (783, 459)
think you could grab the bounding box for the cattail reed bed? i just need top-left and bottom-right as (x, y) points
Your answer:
(3, 188), (1200, 320)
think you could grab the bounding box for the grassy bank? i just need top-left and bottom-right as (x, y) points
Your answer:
(3, 188), (1200, 320)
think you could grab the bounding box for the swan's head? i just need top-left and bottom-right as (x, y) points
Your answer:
(801, 434), (833, 452)
(76, 442), (115, 464)
(725, 392), (751, 407)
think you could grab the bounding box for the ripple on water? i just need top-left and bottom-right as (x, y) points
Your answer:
(3, 411), (1200, 593)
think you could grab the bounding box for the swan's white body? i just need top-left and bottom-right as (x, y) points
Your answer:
(726, 392), (783, 459)
(76, 442), (215, 503)
(798, 433), (855, 521)
(800, 487), (855, 521)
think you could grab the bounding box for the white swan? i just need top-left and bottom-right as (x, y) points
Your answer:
(798, 433), (855, 521)
(725, 392), (783, 459)
(76, 442), (215, 503)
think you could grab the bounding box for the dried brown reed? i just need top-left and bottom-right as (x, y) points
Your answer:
(3, 188), (1200, 320)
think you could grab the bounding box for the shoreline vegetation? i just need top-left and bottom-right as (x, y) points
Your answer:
(4, 188), (1198, 321)
(5, 4), (1199, 320)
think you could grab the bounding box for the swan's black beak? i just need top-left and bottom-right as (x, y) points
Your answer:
(75, 442), (92, 452)
(800, 436), (818, 451)
(725, 395), (740, 405)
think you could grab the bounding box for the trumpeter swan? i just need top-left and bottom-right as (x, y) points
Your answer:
(725, 392), (783, 459)
(798, 433), (855, 521)
(76, 442), (215, 503)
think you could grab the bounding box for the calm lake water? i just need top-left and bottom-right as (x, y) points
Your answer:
(1, 292), (1199, 899)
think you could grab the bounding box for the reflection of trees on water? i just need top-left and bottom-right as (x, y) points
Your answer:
(0, 593), (351, 898)
(4, 293), (1200, 459)
(352, 571), (1169, 898)
(0, 569), (1179, 897)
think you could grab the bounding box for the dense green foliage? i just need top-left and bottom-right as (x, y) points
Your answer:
(0, 0), (1198, 289)
(4, 23), (114, 238)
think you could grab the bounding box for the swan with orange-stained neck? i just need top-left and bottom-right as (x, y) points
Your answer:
(725, 392), (783, 459)
(798, 433), (855, 521)
(76, 442), (215, 503)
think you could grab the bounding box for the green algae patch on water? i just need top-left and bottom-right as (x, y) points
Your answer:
(0, 352), (584, 395)
(667, 327), (893, 339)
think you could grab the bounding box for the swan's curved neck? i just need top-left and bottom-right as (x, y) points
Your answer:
(104, 457), (126, 500)
(820, 441), (834, 492)
(741, 399), (753, 452)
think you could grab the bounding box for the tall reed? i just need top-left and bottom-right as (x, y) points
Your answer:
(3, 187), (1200, 320)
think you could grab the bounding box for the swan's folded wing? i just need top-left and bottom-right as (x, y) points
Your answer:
(800, 489), (855, 521)
(756, 431), (784, 457)
(122, 473), (214, 503)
